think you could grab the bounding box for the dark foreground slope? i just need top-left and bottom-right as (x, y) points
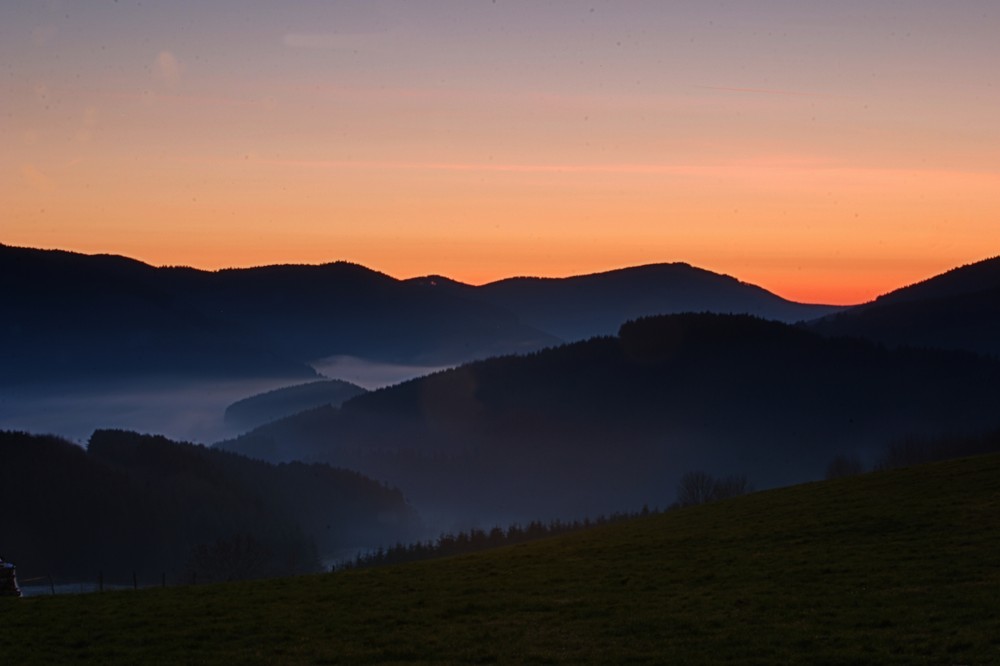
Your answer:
(0, 430), (419, 581)
(810, 255), (1000, 357)
(3, 453), (999, 664)
(222, 313), (1000, 525)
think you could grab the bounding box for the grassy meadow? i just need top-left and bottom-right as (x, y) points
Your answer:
(2, 453), (1000, 664)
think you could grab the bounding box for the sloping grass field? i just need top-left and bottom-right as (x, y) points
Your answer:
(3, 453), (1000, 664)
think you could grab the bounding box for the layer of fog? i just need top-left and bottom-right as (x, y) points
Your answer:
(0, 377), (306, 444)
(310, 355), (453, 391)
(0, 357), (452, 445)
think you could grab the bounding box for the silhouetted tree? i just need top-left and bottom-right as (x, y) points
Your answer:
(676, 471), (717, 507)
(825, 454), (865, 479)
(876, 436), (933, 470)
(711, 474), (753, 501)
(336, 506), (661, 571)
(0, 430), (416, 581)
(676, 471), (752, 507)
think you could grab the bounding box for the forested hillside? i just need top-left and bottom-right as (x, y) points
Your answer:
(408, 262), (839, 341)
(0, 430), (420, 582)
(810, 255), (1000, 357)
(224, 379), (367, 430)
(221, 313), (1000, 526)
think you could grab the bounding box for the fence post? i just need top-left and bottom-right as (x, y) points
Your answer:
(99, 571), (103, 593)
(48, 575), (55, 596)
(132, 571), (138, 591)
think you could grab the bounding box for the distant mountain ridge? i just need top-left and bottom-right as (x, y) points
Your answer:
(0, 245), (315, 384)
(1, 244), (839, 386)
(408, 262), (839, 341)
(0, 244), (555, 385)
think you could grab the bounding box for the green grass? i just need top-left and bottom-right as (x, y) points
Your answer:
(3, 454), (1000, 664)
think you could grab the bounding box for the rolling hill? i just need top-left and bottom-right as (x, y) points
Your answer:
(220, 313), (1000, 527)
(410, 262), (840, 341)
(0, 429), (420, 582)
(223, 379), (367, 431)
(809, 255), (1000, 358)
(3, 452), (999, 664)
(0, 245), (316, 384)
(0, 244), (555, 385)
(1, 244), (840, 387)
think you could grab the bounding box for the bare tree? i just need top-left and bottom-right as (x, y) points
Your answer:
(676, 470), (717, 507)
(677, 471), (753, 507)
(825, 454), (865, 480)
(711, 474), (752, 500)
(876, 436), (932, 471)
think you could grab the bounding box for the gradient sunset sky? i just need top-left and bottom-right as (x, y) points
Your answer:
(3, 1), (999, 304)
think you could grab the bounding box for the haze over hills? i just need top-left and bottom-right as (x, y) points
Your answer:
(220, 313), (1000, 527)
(810, 255), (1000, 358)
(7, 243), (999, 456)
(6, 244), (1000, 611)
(223, 379), (367, 431)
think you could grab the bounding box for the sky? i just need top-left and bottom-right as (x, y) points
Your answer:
(3, 1), (999, 304)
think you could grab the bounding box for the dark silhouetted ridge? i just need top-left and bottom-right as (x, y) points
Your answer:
(472, 262), (841, 340)
(0, 428), (420, 581)
(810, 255), (1000, 358)
(0, 244), (558, 385)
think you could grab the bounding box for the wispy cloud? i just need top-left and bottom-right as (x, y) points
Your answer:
(239, 157), (701, 174)
(57, 85), (271, 110)
(222, 155), (1000, 187)
(697, 85), (838, 98)
(154, 50), (181, 85)
(282, 33), (374, 51)
(20, 164), (55, 191)
(281, 5), (394, 50)
(231, 157), (831, 176)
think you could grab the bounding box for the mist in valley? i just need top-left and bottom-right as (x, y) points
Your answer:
(0, 358), (442, 445)
(1, 378), (296, 444)
(310, 355), (454, 391)
(5, 251), (1000, 596)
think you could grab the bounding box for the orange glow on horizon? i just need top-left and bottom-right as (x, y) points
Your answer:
(6, 233), (989, 307)
(5, 152), (996, 306)
(4, 3), (999, 308)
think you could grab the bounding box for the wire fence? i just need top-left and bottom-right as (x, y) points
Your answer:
(17, 572), (177, 598)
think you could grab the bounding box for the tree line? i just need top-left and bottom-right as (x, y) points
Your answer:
(338, 470), (755, 572)
(336, 509), (658, 572)
(0, 430), (420, 582)
(824, 426), (1000, 480)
